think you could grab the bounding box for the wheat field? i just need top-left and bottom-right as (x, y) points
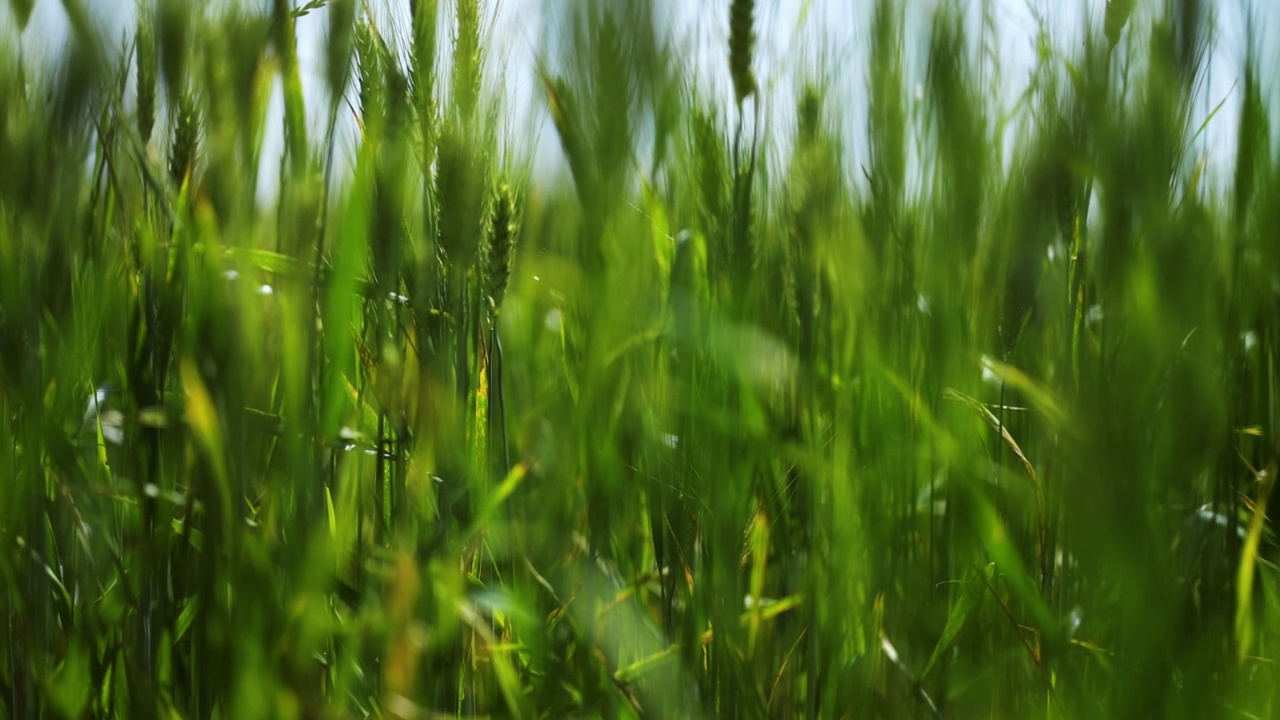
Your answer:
(1, 0), (1278, 717)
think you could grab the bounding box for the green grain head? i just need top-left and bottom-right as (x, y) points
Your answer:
(325, 0), (356, 103)
(868, 0), (905, 215)
(452, 0), (482, 119)
(136, 10), (157, 144)
(384, 58), (412, 139)
(168, 90), (199, 186)
(435, 123), (483, 270)
(591, 10), (631, 192)
(692, 108), (728, 238)
(355, 20), (384, 134)
(411, 0), (439, 133)
(157, 0), (191, 99)
(484, 181), (517, 315)
(1106, 0), (1137, 48)
(8, 0), (33, 31)
(729, 0), (757, 106)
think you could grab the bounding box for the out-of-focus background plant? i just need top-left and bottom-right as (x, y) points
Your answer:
(2, 0), (1279, 717)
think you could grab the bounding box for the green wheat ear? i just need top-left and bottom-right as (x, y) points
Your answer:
(157, 0), (190, 99)
(485, 182), (517, 316)
(729, 0), (757, 107)
(1105, 0), (1137, 48)
(325, 0), (356, 103)
(136, 11), (157, 145)
(435, 124), (482, 270)
(410, 0), (439, 153)
(355, 20), (384, 134)
(452, 0), (481, 119)
(169, 90), (198, 186)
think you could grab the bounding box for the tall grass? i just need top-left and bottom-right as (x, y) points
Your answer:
(1, 0), (1278, 717)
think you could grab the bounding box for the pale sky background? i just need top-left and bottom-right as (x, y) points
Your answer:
(2, 0), (1278, 205)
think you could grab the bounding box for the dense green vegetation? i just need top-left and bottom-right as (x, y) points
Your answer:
(3, 0), (1280, 716)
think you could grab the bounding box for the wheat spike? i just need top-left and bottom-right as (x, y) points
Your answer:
(485, 182), (516, 315)
(1105, 0), (1137, 48)
(354, 21), (383, 134)
(325, 0), (356, 102)
(136, 12), (157, 145)
(452, 0), (481, 119)
(435, 124), (482, 270)
(157, 0), (190, 99)
(729, 0), (758, 106)
(168, 91), (198, 186)
(410, 0), (439, 130)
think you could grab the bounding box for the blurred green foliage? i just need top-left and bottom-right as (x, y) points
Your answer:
(1, 0), (1278, 717)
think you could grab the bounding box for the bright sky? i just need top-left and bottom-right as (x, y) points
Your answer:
(1, 1), (1276, 204)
